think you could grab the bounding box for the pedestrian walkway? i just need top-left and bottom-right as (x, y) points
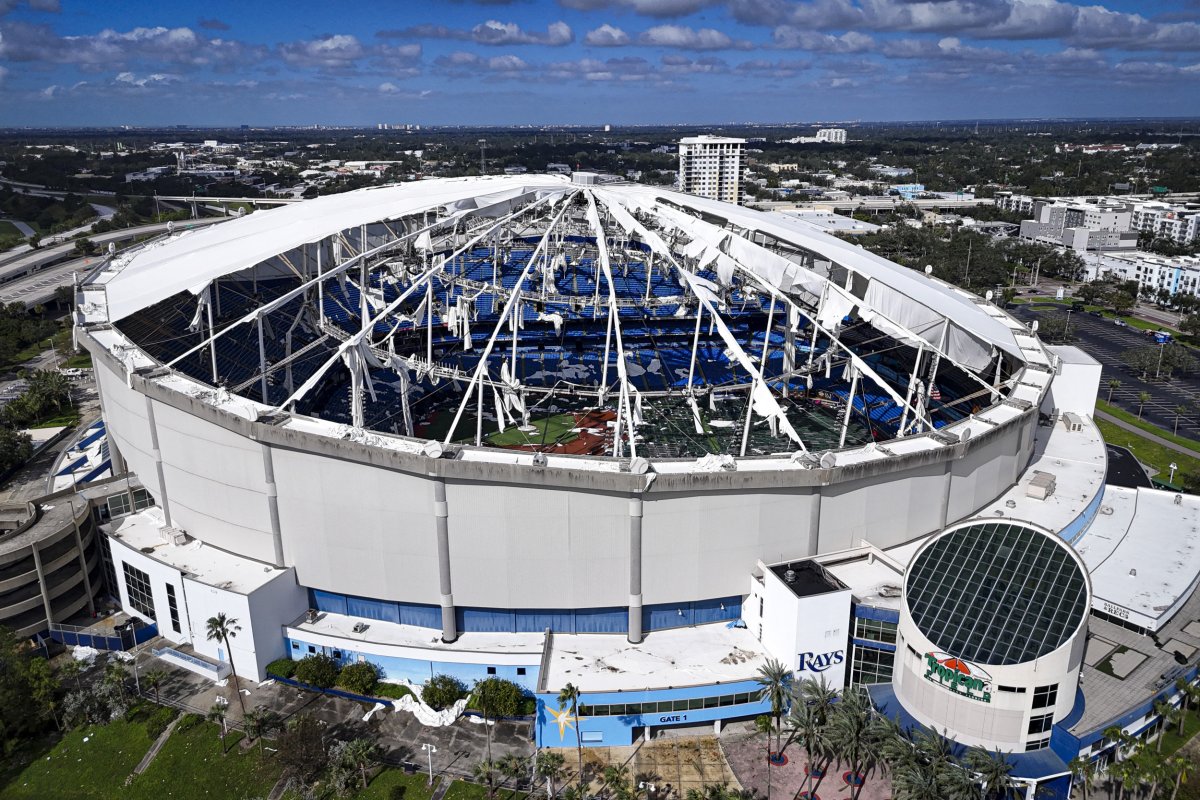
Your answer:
(132, 714), (182, 776)
(1094, 409), (1200, 458)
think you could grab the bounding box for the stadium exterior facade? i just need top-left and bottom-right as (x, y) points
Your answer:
(70, 174), (1200, 798)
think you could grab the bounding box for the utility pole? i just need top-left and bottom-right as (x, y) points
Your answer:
(478, 139), (487, 174)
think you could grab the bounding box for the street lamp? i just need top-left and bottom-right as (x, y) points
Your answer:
(1156, 340), (1167, 380)
(1170, 462), (1179, 484)
(421, 743), (437, 787)
(639, 781), (657, 800)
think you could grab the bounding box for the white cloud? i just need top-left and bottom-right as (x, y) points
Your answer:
(278, 33), (364, 70)
(558, 0), (719, 18)
(639, 24), (750, 50)
(584, 24), (630, 46)
(487, 54), (529, 71)
(471, 20), (573, 46)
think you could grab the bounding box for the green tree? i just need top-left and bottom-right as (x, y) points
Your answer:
(1169, 753), (1193, 800)
(242, 706), (276, 753)
(755, 714), (773, 800)
(143, 668), (168, 704)
(827, 687), (881, 800)
(1174, 405), (1189, 435)
(422, 673), (468, 710)
(336, 661), (380, 695)
(498, 753), (529, 792)
(277, 714), (328, 785)
(965, 747), (1017, 800)
(1138, 391), (1152, 420)
(473, 677), (524, 794)
(1107, 379), (1121, 403)
(475, 760), (501, 799)
(755, 658), (792, 760)
(536, 749), (567, 799)
(206, 613), (247, 717)
(27, 656), (61, 731)
(1069, 756), (1095, 800)
(207, 702), (229, 754)
(340, 737), (381, 790)
(602, 763), (631, 800)
(558, 682), (585, 786)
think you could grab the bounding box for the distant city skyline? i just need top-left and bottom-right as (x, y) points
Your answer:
(0, 0), (1197, 127)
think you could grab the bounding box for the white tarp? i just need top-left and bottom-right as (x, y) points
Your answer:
(97, 175), (570, 323)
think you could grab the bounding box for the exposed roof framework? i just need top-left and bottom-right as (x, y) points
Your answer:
(93, 176), (1031, 459)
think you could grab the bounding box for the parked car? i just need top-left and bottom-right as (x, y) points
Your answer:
(1114, 319), (1128, 327)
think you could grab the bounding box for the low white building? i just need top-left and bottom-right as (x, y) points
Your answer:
(1085, 250), (1200, 298)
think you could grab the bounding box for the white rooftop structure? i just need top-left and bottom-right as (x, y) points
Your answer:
(541, 623), (767, 693)
(107, 507), (286, 595)
(1076, 486), (1200, 632)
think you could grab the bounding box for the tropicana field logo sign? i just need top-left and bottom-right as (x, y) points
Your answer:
(923, 652), (993, 703)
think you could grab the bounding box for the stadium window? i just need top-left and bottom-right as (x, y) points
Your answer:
(132, 488), (155, 511)
(998, 685), (1027, 694)
(1026, 737), (1050, 752)
(121, 562), (155, 619)
(165, 583), (181, 635)
(292, 642), (299, 650)
(107, 493), (131, 518)
(487, 667), (497, 675)
(517, 668), (526, 676)
(308, 645), (316, 654)
(1028, 713), (1054, 735)
(1033, 685), (1058, 709)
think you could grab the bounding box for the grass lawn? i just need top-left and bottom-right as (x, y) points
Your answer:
(30, 409), (81, 429)
(441, 780), (528, 800)
(352, 769), (437, 800)
(62, 353), (93, 369)
(127, 718), (281, 800)
(1095, 400), (1200, 454)
(1095, 418), (1200, 485)
(0, 718), (154, 800)
(1158, 707), (1200, 757)
(486, 413), (578, 448)
(0, 221), (22, 238)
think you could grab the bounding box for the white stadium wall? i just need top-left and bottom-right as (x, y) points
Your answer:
(87, 338), (1040, 615)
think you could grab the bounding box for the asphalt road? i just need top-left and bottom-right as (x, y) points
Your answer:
(1013, 303), (1200, 438)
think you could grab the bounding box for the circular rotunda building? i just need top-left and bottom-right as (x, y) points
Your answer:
(892, 519), (1091, 753)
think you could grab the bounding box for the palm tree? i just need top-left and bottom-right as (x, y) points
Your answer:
(827, 687), (880, 800)
(208, 702), (229, 754)
(965, 746), (1016, 800)
(558, 682), (585, 786)
(475, 760), (500, 799)
(1069, 756), (1095, 800)
(242, 706), (274, 754)
(1169, 754), (1194, 800)
(536, 750), (567, 799)
(601, 763), (630, 800)
(342, 737), (380, 790)
(1107, 379), (1121, 403)
(785, 699), (829, 798)
(755, 714), (773, 800)
(205, 613), (246, 717)
(755, 658), (793, 761)
(798, 676), (839, 725)
(1176, 678), (1200, 736)
(1173, 404), (1189, 435)
(1155, 700), (1181, 752)
(499, 753), (529, 792)
(143, 668), (168, 704)
(1137, 391), (1151, 419)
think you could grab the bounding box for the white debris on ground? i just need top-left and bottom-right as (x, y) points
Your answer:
(71, 646), (100, 665)
(111, 650), (134, 662)
(363, 702), (387, 722)
(693, 453), (736, 472)
(386, 679), (468, 726)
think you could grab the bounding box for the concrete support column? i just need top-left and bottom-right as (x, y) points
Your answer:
(433, 478), (457, 643)
(713, 719), (723, 736)
(30, 542), (55, 629)
(261, 445), (286, 568)
(939, 459), (954, 530)
(643, 726), (651, 743)
(143, 397), (173, 528)
(71, 511), (96, 616)
(627, 495), (644, 644)
(806, 490), (822, 555)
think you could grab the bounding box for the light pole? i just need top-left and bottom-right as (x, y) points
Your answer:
(422, 743), (437, 787)
(1064, 309), (1072, 339)
(1156, 340), (1166, 380)
(1170, 462), (1179, 484)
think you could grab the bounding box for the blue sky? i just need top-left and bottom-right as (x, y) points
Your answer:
(0, 0), (1197, 126)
